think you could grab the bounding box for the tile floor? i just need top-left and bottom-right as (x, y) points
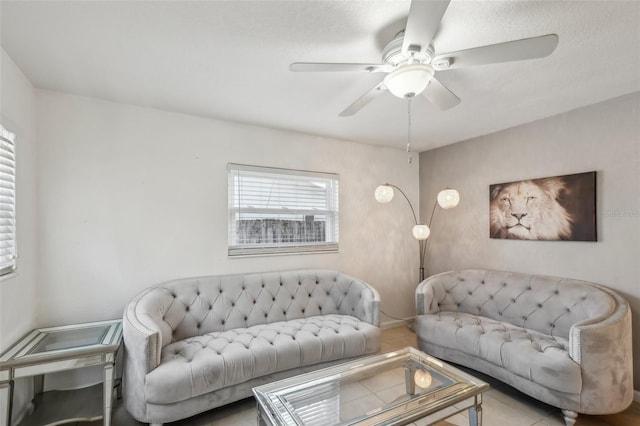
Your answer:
(82, 326), (639, 426)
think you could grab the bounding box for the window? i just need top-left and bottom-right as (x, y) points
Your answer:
(228, 164), (339, 256)
(0, 126), (16, 276)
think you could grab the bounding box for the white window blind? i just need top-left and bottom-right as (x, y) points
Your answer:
(228, 164), (339, 256)
(0, 126), (16, 276)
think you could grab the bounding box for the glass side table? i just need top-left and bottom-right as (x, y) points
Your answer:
(0, 319), (123, 426)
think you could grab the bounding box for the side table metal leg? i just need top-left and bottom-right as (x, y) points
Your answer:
(32, 375), (44, 411)
(115, 378), (122, 400)
(468, 404), (482, 426)
(103, 362), (115, 426)
(0, 379), (13, 426)
(33, 375), (44, 395)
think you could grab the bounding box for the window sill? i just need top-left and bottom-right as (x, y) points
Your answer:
(0, 271), (18, 283)
(228, 245), (339, 258)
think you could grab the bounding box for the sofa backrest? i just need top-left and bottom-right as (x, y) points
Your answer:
(131, 269), (379, 348)
(416, 270), (617, 338)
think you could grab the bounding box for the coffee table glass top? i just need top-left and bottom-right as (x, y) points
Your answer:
(253, 347), (489, 426)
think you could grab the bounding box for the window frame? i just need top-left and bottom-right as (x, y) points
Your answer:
(227, 163), (339, 257)
(0, 125), (16, 277)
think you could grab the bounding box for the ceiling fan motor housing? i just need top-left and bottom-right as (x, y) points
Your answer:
(382, 31), (434, 66)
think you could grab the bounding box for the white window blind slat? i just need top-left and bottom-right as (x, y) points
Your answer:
(0, 126), (16, 276)
(227, 163), (339, 256)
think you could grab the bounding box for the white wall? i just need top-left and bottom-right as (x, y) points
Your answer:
(0, 49), (37, 422)
(419, 92), (640, 389)
(35, 90), (421, 330)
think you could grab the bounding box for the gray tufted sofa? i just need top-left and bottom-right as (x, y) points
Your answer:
(415, 270), (633, 426)
(123, 269), (381, 425)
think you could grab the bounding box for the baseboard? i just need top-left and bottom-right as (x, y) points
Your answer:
(380, 318), (412, 330)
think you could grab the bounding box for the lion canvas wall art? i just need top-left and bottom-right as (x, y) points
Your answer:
(489, 172), (596, 241)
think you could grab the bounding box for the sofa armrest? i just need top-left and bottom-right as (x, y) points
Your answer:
(334, 274), (381, 327)
(122, 291), (166, 420)
(123, 302), (163, 374)
(569, 292), (634, 413)
(415, 279), (442, 315)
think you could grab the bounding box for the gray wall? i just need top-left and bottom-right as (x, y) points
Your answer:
(0, 48), (37, 422)
(419, 92), (640, 389)
(35, 90), (420, 330)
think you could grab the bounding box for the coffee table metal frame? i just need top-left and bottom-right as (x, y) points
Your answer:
(0, 319), (123, 426)
(253, 347), (489, 426)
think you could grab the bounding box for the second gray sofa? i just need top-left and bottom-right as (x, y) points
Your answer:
(123, 269), (381, 425)
(415, 269), (633, 426)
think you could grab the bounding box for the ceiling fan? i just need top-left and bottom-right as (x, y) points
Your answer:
(290, 0), (558, 117)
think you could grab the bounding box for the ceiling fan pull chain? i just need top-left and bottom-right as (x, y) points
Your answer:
(407, 97), (413, 164)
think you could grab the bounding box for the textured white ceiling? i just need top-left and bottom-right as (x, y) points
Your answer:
(2, 1), (639, 151)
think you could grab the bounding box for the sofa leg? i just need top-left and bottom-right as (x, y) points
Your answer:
(561, 409), (578, 426)
(150, 423), (163, 426)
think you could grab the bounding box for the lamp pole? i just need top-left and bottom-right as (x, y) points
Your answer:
(375, 184), (460, 283)
(379, 183), (426, 282)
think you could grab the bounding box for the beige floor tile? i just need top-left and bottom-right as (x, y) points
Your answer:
(480, 389), (542, 426)
(484, 386), (555, 421)
(374, 382), (409, 405)
(359, 369), (406, 393)
(339, 393), (386, 421)
(340, 381), (371, 404)
(413, 406), (469, 426)
(597, 403), (640, 426)
(535, 409), (636, 426)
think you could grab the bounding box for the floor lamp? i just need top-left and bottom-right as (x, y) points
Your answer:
(375, 184), (460, 282)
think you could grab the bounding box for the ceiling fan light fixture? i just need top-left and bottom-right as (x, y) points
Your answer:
(384, 64), (435, 99)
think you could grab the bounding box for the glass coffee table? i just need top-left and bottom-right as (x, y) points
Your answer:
(253, 347), (489, 426)
(0, 319), (122, 426)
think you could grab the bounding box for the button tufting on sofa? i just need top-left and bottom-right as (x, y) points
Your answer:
(415, 269), (633, 426)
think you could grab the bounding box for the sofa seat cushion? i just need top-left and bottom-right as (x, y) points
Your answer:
(145, 314), (380, 404)
(416, 312), (581, 394)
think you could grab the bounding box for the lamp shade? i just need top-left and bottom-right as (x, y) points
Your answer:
(437, 188), (460, 209)
(383, 64), (435, 99)
(412, 224), (431, 240)
(374, 185), (394, 203)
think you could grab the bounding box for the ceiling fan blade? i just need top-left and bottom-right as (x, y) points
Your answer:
(423, 77), (460, 110)
(402, 0), (450, 54)
(290, 62), (391, 73)
(433, 34), (559, 70)
(339, 81), (387, 117)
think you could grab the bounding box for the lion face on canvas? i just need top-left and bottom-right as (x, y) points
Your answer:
(490, 179), (573, 240)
